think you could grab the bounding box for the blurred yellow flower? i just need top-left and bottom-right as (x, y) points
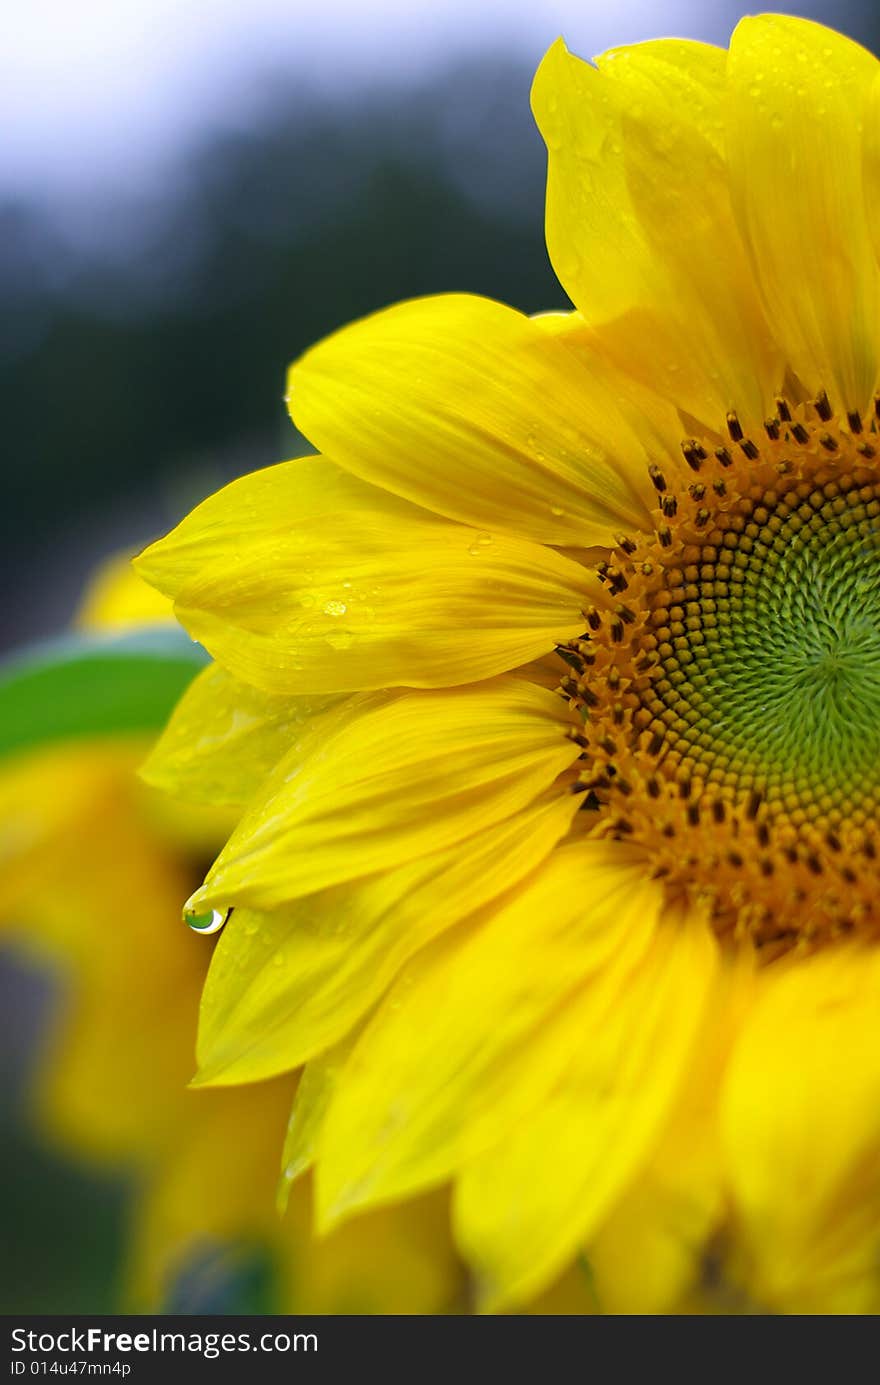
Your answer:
(0, 554), (462, 1313)
(138, 14), (880, 1313)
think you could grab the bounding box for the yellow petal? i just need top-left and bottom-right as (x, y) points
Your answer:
(140, 662), (343, 809)
(126, 1078), (294, 1310)
(187, 677), (581, 913)
(132, 779), (239, 857)
(863, 73), (880, 270)
(76, 550), (174, 631)
(524, 1260), (601, 1315)
(0, 743), (140, 927)
(532, 38), (780, 424)
(12, 778), (207, 1163)
(513, 650), (572, 688)
(278, 1031), (362, 1207)
(587, 950), (756, 1314)
(280, 1185), (462, 1315)
(136, 456), (593, 694)
(727, 14), (880, 414)
(453, 899), (718, 1310)
(720, 944), (880, 1314)
(287, 295), (654, 547)
(196, 789), (580, 1086)
(38, 968), (195, 1165)
(313, 842), (664, 1227)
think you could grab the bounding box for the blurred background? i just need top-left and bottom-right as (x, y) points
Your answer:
(2, 0), (878, 1313)
(7, 0), (880, 652)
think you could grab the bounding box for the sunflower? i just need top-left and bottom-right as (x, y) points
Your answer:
(0, 555), (462, 1314)
(136, 14), (880, 1313)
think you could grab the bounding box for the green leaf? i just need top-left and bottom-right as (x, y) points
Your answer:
(0, 625), (209, 760)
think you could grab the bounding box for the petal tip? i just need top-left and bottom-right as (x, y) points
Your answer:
(313, 1170), (372, 1236)
(183, 884), (210, 917)
(186, 1068), (213, 1091)
(188, 1046), (244, 1088)
(131, 536), (179, 601)
(530, 34), (571, 110)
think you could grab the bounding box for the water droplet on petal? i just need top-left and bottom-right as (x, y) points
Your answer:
(185, 906), (233, 935)
(323, 599), (347, 617)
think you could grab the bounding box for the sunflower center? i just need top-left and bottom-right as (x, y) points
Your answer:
(561, 399), (880, 949)
(644, 478), (880, 824)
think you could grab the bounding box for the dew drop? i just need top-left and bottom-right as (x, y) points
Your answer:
(323, 599), (347, 617)
(185, 906), (232, 935)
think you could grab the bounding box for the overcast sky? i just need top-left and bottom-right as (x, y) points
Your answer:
(0, 1), (745, 199)
(0, 0), (864, 207)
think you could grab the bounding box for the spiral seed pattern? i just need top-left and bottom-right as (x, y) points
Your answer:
(559, 400), (880, 948)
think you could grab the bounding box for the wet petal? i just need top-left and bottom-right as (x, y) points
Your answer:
(288, 295), (654, 547)
(727, 14), (880, 413)
(533, 37), (780, 424)
(587, 952), (756, 1314)
(278, 1032), (362, 1205)
(195, 790), (580, 1085)
(140, 662), (344, 809)
(187, 678), (581, 914)
(453, 900), (718, 1310)
(721, 944), (880, 1313)
(313, 843), (663, 1226)
(137, 457), (594, 694)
